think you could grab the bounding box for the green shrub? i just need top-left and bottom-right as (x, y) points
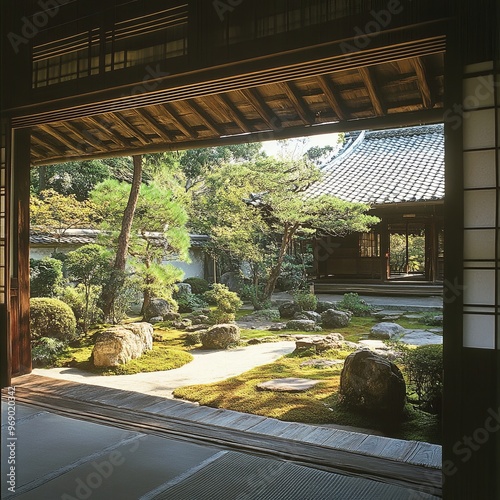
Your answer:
(30, 298), (77, 342)
(32, 337), (69, 367)
(185, 332), (202, 345)
(183, 277), (210, 295)
(208, 310), (235, 324)
(177, 293), (208, 313)
(401, 344), (443, 415)
(204, 284), (242, 313)
(292, 291), (317, 312)
(239, 284), (271, 310)
(30, 258), (64, 297)
(59, 285), (103, 332)
(337, 293), (373, 316)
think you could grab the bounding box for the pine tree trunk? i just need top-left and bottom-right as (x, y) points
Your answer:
(101, 155), (143, 321)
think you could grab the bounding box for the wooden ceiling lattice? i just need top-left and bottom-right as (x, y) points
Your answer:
(29, 50), (445, 166)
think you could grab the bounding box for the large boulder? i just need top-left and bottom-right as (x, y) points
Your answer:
(321, 309), (351, 328)
(220, 272), (244, 292)
(143, 298), (172, 322)
(174, 283), (192, 297)
(92, 325), (153, 366)
(200, 324), (241, 349)
(285, 319), (319, 332)
(295, 333), (345, 352)
(294, 310), (322, 323)
(340, 350), (406, 417)
(316, 301), (338, 313)
(121, 322), (153, 351)
(370, 322), (406, 339)
(279, 302), (302, 319)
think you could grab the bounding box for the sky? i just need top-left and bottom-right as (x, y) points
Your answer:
(260, 132), (339, 158)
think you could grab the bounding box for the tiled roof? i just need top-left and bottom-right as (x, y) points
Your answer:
(30, 230), (209, 247)
(305, 124), (444, 205)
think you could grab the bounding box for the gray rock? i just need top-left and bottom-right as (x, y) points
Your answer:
(172, 319), (192, 330)
(286, 319), (320, 332)
(340, 350), (406, 417)
(279, 302), (302, 319)
(268, 323), (287, 331)
(294, 310), (322, 323)
(295, 333), (345, 352)
(200, 323), (241, 349)
(257, 378), (321, 392)
(316, 301), (338, 313)
(370, 322), (406, 339)
(399, 330), (443, 346)
(163, 311), (181, 321)
(191, 315), (210, 325)
(92, 326), (148, 367)
(143, 298), (172, 322)
(220, 271), (245, 292)
(148, 316), (163, 325)
(321, 309), (351, 328)
(174, 282), (192, 297)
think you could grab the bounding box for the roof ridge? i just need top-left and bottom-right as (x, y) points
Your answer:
(364, 124), (443, 140)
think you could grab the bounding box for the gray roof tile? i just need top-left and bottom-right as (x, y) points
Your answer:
(306, 124), (444, 205)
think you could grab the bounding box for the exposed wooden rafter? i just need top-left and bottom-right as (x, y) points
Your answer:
(38, 124), (85, 153)
(411, 57), (433, 109)
(316, 75), (346, 121)
(133, 108), (175, 142)
(212, 94), (253, 133)
(240, 88), (282, 130)
(109, 113), (153, 146)
(31, 132), (60, 158)
(280, 82), (314, 125)
(358, 67), (385, 117)
(160, 103), (198, 139)
(62, 121), (105, 152)
(83, 117), (130, 148)
(185, 99), (224, 136)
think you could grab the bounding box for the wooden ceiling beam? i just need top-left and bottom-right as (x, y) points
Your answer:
(109, 113), (153, 146)
(280, 82), (314, 125)
(83, 116), (131, 148)
(212, 94), (253, 132)
(38, 124), (85, 153)
(411, 57), (433, 109)
(133, 108), (175, 142)
(31, 132), (60, 158)
(316, 75), (346, 121)
(62, 121), (106, 152)
(159, 103), (198, 140)
(185, 99), (225, 136)
(240, 88), (282, 130)
(358, 67), (385, 117)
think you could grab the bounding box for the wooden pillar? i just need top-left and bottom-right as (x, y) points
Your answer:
(379, 220), (389, 282)
(10, 128), (31, 378)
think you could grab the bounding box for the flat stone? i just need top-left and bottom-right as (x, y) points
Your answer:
(256, 378), (321, 392)
(370, 322), (406, 339)
(403, 314), (423, 320)
(400, 330), (443, 346)
(300, 359), (344, 368)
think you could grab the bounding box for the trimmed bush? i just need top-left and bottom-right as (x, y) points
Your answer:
(183, 277), (210, 295)
(204, 284), (242, 324)
(30, 298), (77, 342)
(32, 337), (68, 367)
(292, 292), (318, 312)
(30, 258), (64, 297)
(400, 343), (443, 415)
(337, 292), (373, 316)
(177, 293), (208, 313)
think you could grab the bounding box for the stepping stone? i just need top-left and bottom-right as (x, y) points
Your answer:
(300, 359), (344, 368)
(256, 378), (321, 392)
(400, 330), (443, 346)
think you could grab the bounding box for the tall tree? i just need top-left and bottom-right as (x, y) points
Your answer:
(98, 155), (143, 322)
(91, 162), (190, 315)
